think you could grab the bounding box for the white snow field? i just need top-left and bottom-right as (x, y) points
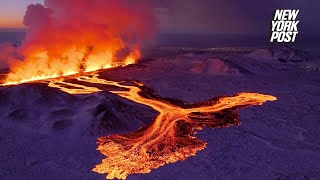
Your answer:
(0, 46), (320, 180)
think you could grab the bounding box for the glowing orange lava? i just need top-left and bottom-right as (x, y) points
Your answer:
(2, 52), (137, 86)
(46, 75), (277, 179)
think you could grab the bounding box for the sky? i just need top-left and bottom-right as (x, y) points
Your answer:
(0, 0), (44, 28)
(156, 0), (320, 35)
(0, 0), (319, 36)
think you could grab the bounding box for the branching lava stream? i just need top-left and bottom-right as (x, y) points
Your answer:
(46, 74), (276, 179)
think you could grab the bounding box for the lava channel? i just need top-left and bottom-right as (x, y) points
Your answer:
(47, 75), (277, 179)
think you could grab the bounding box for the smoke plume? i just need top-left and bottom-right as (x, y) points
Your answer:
(4, 0), (156, 83)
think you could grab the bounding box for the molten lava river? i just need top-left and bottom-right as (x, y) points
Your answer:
(2, 74), (276, 179)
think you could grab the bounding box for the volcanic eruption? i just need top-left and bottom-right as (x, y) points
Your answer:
(1, 0), (155, 85)
(0, 0), (277, 180)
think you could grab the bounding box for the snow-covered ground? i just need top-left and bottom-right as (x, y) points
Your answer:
(1, 46), (320, 179)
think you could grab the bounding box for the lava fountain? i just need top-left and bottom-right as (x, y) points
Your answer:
(1, 0), (155, 85)
(46, 75), (277, 179)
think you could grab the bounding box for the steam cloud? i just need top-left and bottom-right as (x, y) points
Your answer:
(2, 0), (156, 83)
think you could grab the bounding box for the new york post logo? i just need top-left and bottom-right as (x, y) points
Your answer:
(270, 9), (299, 43)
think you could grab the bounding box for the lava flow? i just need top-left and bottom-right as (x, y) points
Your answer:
(46, 75), (277, 179)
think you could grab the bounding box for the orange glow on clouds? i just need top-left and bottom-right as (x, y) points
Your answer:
(0, 0), (154, 85)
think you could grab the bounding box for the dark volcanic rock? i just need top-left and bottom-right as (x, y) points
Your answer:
(51, 119), (73, 130)
(88, 97), (156, 136)
(8, 108), (29, 121)
(0, 83), (155, 136)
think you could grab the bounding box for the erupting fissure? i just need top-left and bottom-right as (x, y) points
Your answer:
(2, 62), (132, 86)
(1, 0), (154, 86)
(45, 74), (276, 179)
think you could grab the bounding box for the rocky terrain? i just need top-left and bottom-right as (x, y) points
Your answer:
(1, 46), (320, 179)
